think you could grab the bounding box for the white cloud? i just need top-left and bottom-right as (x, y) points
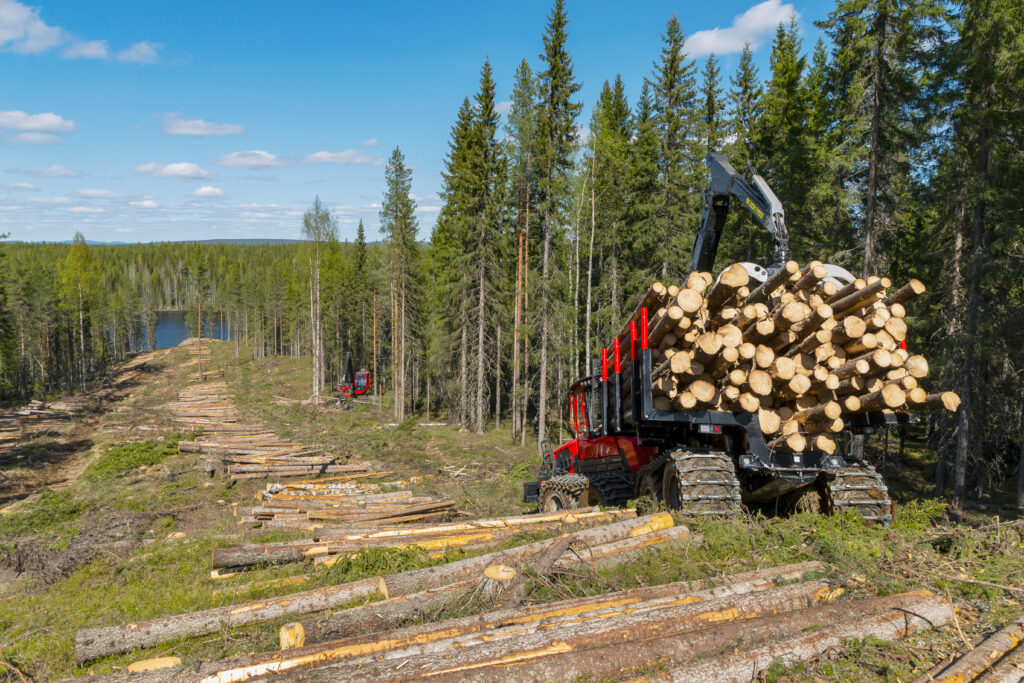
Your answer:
(417, 206), (441, 214)
(193, 185), (225, 198)
(0, 2), (155, 64)
(0, 110), (74, 133)
(686, 0), (797, 57)
(29, 195), (69, 204)
(304, 149), (382, 166)
(130, 199), (158, 208)
(360, 138), (379, 147)
(495, 101), (512, 115)
(135, 161), (211, 180)
(74, 188), (120, 198)
(68, 206), (103, 214)
(162, 113), (243, 137)
(0, 0), (64, 55)
(8, 181), (36, 190)
(21, 163), (77, 177)
(212, 150), (284, 169)
(6, 131), (61, 145)
(61, 39), (107, 59)
(116, 41), (160, 64)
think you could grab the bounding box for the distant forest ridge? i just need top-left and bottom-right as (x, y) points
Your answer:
(12, 238), (387, 247)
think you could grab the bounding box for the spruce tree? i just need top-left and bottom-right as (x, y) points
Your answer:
(699, 54), (725, 160)
(625, 80), (661, 292)
(650, 15), (698, 280)
(728, 43), (762, 169)
(536, 0), (582, 446)
(755, 19), (810, 225)
(817, 0), (945, 274)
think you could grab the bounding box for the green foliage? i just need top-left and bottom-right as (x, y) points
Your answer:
(83, 440), (178, 481)
(0, 490), (85, 538)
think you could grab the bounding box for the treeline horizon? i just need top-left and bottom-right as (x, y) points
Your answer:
(2, 0), (1022, 509)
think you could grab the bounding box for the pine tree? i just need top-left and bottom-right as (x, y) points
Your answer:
(536, 0), (582, 446)
(505, 58), (540, 444)
(379, 147), (419, 420)
(301, 196), (337, 405)
(58, 233), (97, 391)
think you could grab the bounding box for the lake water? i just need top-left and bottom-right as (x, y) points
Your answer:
(150, 310), (232, 350)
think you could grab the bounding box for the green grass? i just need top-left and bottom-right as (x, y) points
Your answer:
(82, 440), (179, 481)
(0, 489), (85, 539)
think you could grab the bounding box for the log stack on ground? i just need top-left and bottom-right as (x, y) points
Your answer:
(74, 513), (697, 665)
(73, 557), (953, 681)
(229, 476), (459, 534)
(629, 261), (959, 452)
(168, 381), (360, 478)
(222, 505), (634, 570)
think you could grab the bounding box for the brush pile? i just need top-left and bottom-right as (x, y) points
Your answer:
(623, 261), (960, 453)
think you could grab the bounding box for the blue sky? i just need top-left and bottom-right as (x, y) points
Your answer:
(0, 0), (832, 244)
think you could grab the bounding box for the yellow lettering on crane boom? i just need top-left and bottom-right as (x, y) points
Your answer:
(745, 197), (765, 220)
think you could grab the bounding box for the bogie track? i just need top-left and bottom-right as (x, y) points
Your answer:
(824, 463), (893, 524)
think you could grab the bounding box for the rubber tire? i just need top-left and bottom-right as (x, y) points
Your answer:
(662, 462), (684, 511)
(539, 486), (581, 513)
(635, 473), (661, 513)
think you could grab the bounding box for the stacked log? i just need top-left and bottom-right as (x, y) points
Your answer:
(169, 381), (358, 478)
(231, 477), (458, 532)
(216, 507), (637, 570)
(75, 564), (952, 681)
(625, 262), (959, 452)
(74, 513), (696, 664)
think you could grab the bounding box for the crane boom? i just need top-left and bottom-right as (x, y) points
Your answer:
(689, 152), (790, 274)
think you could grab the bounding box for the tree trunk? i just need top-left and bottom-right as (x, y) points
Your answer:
(74, 577), (386, 664)
(460, 308), (468, 431)
(494, 325), (501, 430)
(522, 198), (531, 447)
(539, 190), (550, 448)
(936, 215), (964, 495)
(77, 283), (86, 391)
(954, 123), (989, 509)
(862, 7), (886, 276)
(512, 221), (523, 437)
(585, 154), (596, 374)
(477, 260), (486, 433)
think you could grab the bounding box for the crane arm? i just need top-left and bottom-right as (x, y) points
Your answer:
(689, 152), (791, 274)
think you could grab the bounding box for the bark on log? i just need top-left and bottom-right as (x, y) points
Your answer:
(656, 594), (951, 683)
(746, 260), (799, 306)
(884, 279), (926, 306)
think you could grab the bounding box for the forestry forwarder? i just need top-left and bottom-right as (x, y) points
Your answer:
(524, 152), (898, 523)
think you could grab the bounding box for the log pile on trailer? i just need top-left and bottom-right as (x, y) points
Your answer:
(622, 261), (959, 453)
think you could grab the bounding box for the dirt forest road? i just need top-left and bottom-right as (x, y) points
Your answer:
(0, 348), (170, 511)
